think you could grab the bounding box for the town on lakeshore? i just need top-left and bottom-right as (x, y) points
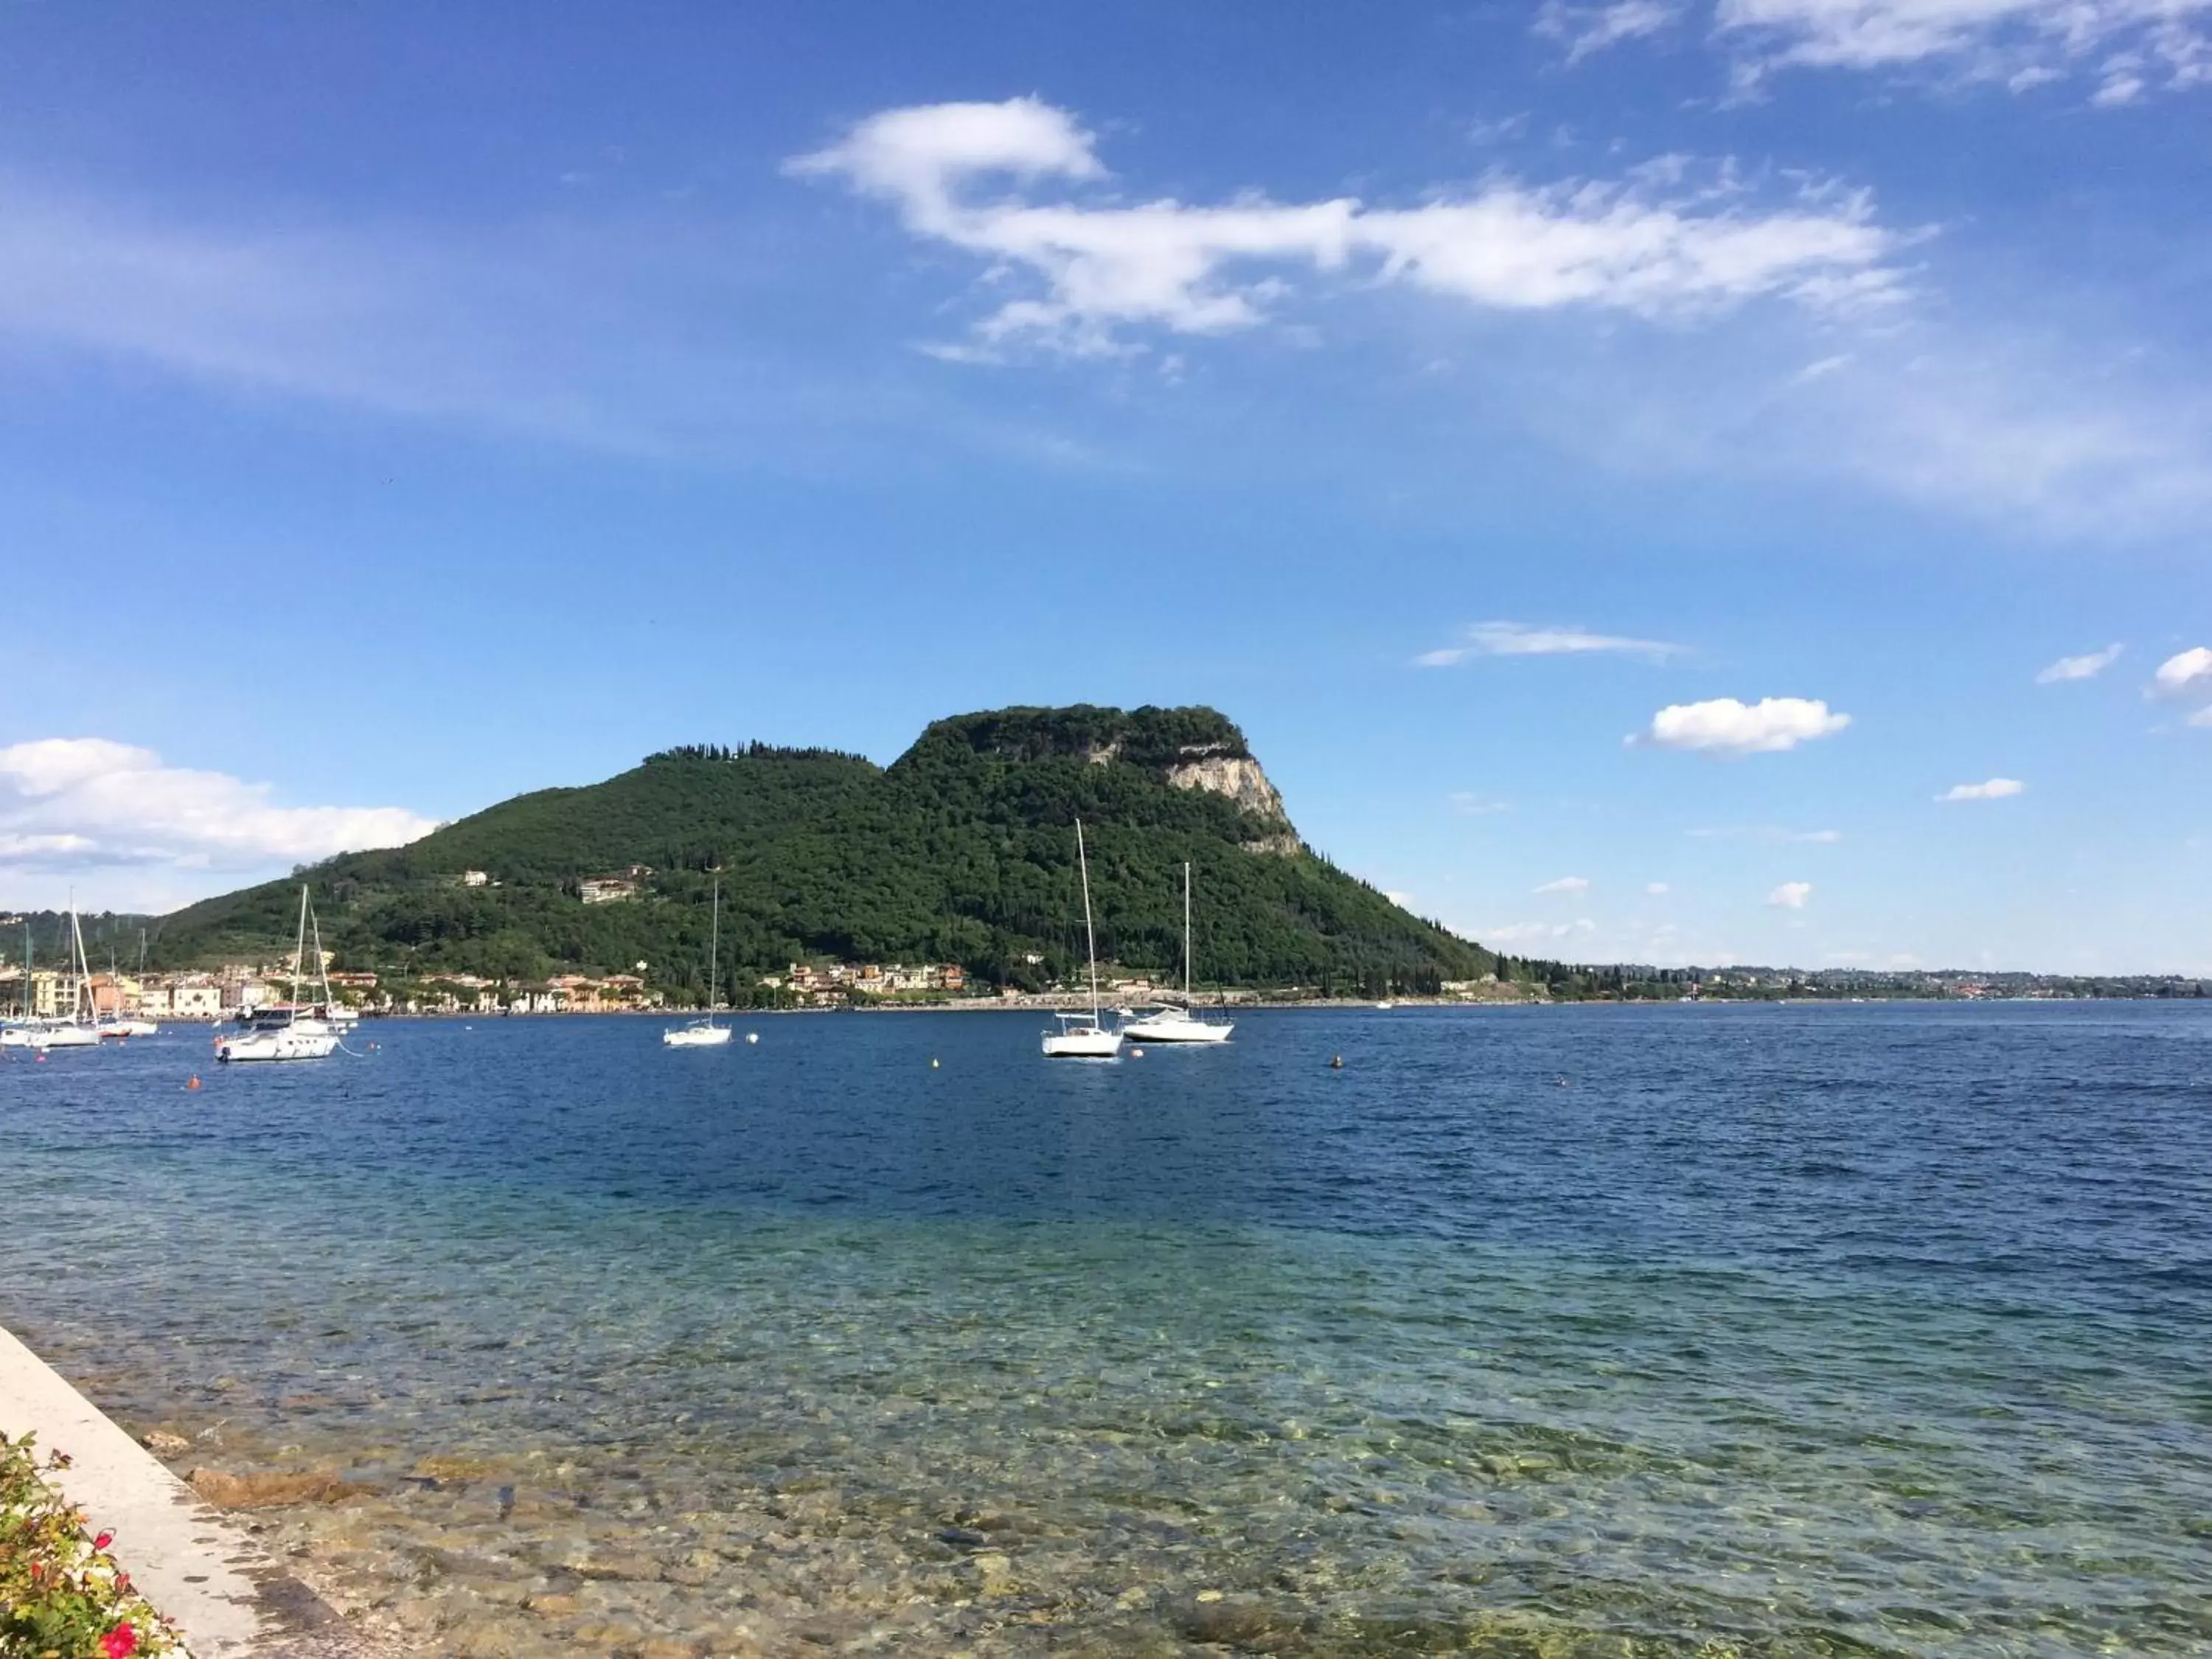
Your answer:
(2, 912), (2200, 1022)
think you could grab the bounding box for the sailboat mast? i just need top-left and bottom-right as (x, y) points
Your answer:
(310, 895), (332, 1010)
(289, 886), (308, 1029)
(1183, 861), (1192, 999)
(708, 874), (720, 1019)
(69, 897), (89, 1024)
(1077, 820), (1101, 1021)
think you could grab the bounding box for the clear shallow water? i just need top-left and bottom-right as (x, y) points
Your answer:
(3, 1004), (2210, 1657)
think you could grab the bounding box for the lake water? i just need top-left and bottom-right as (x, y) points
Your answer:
(3, 1004), (2209, 1657)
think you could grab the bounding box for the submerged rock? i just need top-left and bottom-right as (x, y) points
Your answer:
(141, 1428), (192, 1456)
(188, 1467), (364, 1509)
(1175, 1592), (1284, 1646)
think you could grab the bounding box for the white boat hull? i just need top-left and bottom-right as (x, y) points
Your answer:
(100, 1020), (159, 1039)
(4, 1024), (101, 1050)
(663, 1022), (733, 1048)
(218, 1026), (339, 1063)
(1042, 1025), (1124, 1059)
(1120, 1014), (1233, 1043)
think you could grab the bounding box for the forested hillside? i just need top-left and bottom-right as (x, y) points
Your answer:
(151, 706), (1495, 999)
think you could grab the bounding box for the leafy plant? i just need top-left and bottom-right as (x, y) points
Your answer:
(1, 1433), (178, 1658)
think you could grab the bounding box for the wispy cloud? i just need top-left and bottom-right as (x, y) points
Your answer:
(1535, 874), (1593, 894)
(1688, 824), (1843, 843)
(1484, 917), (1600, 943)
(0, 171), (1121, 476)
(1537, 0), (1685, 63)
(2037, 643), (2124, 683)
(1938, 777), (2025, 801)
(1646, 881), (1672, 894)
(1631, 696), (1851, 754)
(1713, 0), (2212, 105)
(0, 737), (436, 908)
(1449, 791), (1515, 815)
(791, 97), (1902, 359)
(1767, 880), (1813, 908)
(1418, 620), (1688, 667)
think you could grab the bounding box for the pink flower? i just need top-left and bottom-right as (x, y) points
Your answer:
(94, 1529), (114, 1550)
(103, 1622), (139, 1659)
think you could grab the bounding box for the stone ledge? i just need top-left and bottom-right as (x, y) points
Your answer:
(0, 1323), (382, 1658)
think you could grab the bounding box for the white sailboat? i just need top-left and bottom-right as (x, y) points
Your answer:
(10, 904), (104, 1050)
(0, 919), (37, 1047)
(97, 935), (158, 1038)
(1121, 862), (1234, 1045)
(217, 887), (340, 1062)
(664, 874), (734, 1048)
(1043, 819), (1124, 1060)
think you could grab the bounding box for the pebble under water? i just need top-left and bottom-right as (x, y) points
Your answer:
(4, 1003), (2210, 1657)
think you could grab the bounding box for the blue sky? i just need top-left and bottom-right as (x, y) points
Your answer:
(1, 1), (2206, 971)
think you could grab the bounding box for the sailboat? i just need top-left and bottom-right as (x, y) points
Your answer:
(1121, 862), (1234, 1045)
(8, 904), (105, 1050)
(0, 919), (41, 1048)
(216, 887), (339, 1062)
(98, 933), (158, 1038)
(664, 874), (734, 1047)
(1042, 819), (1124, 1059)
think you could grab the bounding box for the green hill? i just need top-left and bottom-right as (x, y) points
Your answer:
(150, 706), (1495, 1001)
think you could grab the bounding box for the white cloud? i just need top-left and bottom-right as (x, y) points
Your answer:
(2190, 706), (2212, 728)
(1449, 790), (1515, 815)
(1714, 0), (2212, 102)
(1418, 620), (1686, 667)
(1688, 824), (1844, 842)
(0, 738), (437, 906)
(1938, 777), (2025, 801)
(1537, 0), (1686, 63)
(792, 98), (1902, 358)
(1768, 880), (1813, 908)
(1647, 881), (1672, 894)
(2152, 646), (2212, 700)
(1632, 696), (1851, 754)
(1484, 918), (1600, 943)
(2037, 643), (2124, 683)
(1385, 889), (1416, 908)
(1536, 875), (1593, 894)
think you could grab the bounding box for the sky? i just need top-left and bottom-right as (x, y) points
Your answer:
(0, 1), (2206, 973)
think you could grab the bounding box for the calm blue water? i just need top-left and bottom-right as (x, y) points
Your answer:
(4, 1004), (2210, 1656)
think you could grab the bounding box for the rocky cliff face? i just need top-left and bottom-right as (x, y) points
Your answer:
(1166, 751), (1300, 853)
(1166, 752), (1283, 819)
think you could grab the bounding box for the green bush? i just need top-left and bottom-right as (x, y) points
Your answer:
(1, 1433), (178, 1658)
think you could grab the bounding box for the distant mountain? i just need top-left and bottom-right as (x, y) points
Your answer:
(0, 910), (159, 971)
(150, 706), (1495, 1000)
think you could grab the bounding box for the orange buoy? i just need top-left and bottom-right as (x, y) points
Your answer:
(187, 1074), (202, 1091)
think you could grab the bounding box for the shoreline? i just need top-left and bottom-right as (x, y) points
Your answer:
(0, 1322), (379, 1658)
